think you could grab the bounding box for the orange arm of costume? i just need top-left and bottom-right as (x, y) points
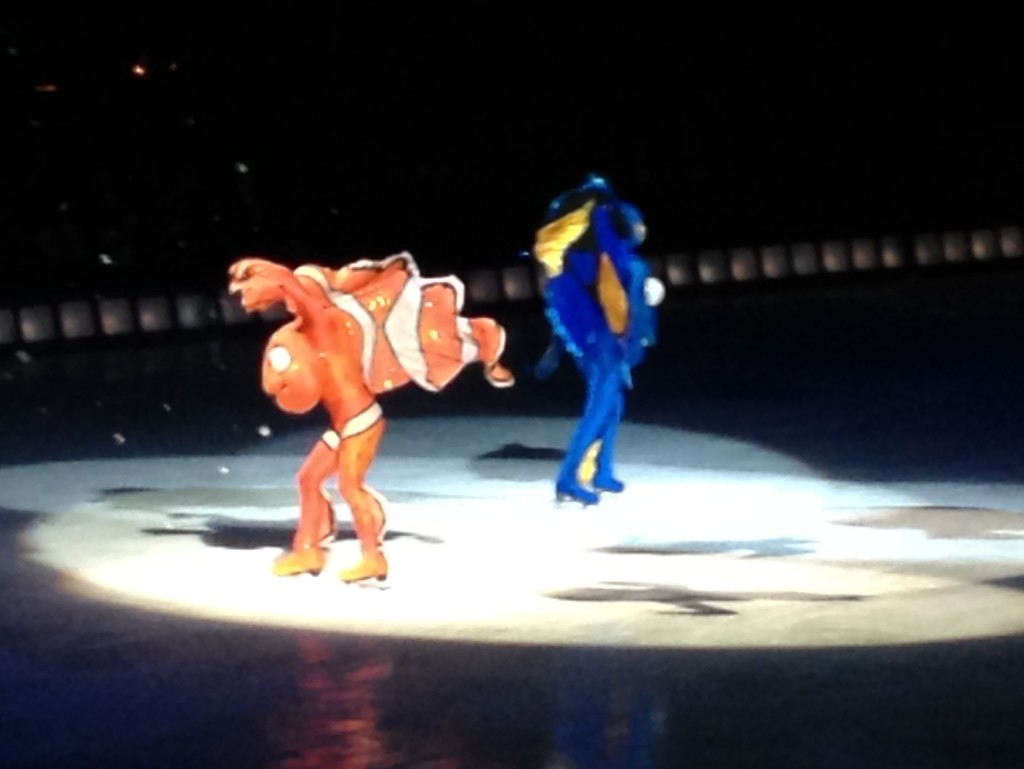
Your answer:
(228, 256), (332, 326)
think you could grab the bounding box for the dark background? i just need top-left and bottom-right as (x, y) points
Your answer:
(2, 9), (1024, 768)
(0, 4), (1020, 300)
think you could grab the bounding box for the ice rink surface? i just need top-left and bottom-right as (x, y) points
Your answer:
(5, 415), (1024, 651)
(2, 270), (1024, 767)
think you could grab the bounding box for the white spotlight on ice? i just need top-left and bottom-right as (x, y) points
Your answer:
(12, 415), (1024, 649)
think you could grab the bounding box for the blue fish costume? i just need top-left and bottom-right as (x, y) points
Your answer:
(531, 175), (664, 504)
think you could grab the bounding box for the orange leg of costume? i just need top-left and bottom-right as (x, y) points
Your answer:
(337, 417), (389, 583)
(271, 438), (338, 577)
(469, 317), (515, 388)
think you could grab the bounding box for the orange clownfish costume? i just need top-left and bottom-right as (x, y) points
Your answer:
(228, 251), (514, 583)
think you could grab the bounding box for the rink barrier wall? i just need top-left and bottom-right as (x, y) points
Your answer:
(1, 225), (1021, 349)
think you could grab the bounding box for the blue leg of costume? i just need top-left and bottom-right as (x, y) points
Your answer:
(594, 380), (625, 493)
(557, 359), (624, 505)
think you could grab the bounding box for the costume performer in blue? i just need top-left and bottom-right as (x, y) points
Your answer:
(531, 175), (664, 505)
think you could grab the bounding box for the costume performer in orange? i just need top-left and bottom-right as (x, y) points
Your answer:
(228, 251), (514, 583)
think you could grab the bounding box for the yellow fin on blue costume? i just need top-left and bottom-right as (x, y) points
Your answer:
(533, 200), (594, 278)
